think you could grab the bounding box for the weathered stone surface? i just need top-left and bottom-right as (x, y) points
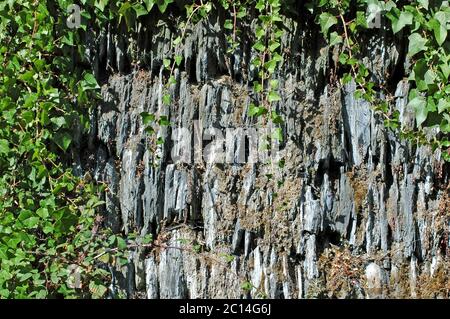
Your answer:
(79, 10), (449, 299)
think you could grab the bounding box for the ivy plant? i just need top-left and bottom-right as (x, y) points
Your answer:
(1, 0), (448, 300)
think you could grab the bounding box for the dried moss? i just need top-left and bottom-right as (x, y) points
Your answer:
(416, 261), (450, 298)
(317, 244), (365, 298)
(346, 167), (368, 212)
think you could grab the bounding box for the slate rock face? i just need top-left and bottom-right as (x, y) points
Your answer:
(78, 11), (449, 298)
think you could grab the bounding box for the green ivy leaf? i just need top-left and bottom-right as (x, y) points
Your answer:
(81, 73), (100, 90)
(391, 11), (413, 34)
(118, 2), (132, 15)
(94, 0), (109, 12)
(264, 60), (277, 73)
(271, 111), (284, 124)
(142, 234), (153, 244)
(168, 76), (176, 85)
(272, 127), (283, 142)
(251, 57), (262, 67)
(252, 41), (265, 52)
(270, 80), (279, 89)
(319, 12), (337, 36)
(269, 40), (280, 52)
(50, 116), (66, 129)
(143, 0), (155, 12)
(339, 53), (349, 64)
(173, 36), (182, 45)
(248, 103), (267, 117)
(268, 91), (281, 103)
(163, 94), (171, 105)
(23, 217), (40, 229)
(159, 116), (170, 126)
(173, 55), (183, 66)
(22, 110), (34, 125)
(43, 224), (54, 234)
(163, 58), (171, 69)
(329, 32), (343, 46)
(256, 26), (265, 39)
(89, 281), (108, 298)
(53, 132), (72, 151)
(0, 139), (10, 155)
(408, 96), (427, 127)
(272, 52), (283, 62)
(439, 62), (450, 79)
(156, 0), (174, 13)
(133, 4), (148, 18)
(342, 73), (352, 84)
(253, 82), (263, 93)
(424, 69), (437, 85)
(408, 33), (428, 57)
(417, 0), (429, 10)
(438, 99), (450, 114)
(118, 2), (136, 29)
(236, 7), (246, 18)
(116, 237), (127, 250)
(224, 19), (233, 30)
(141, 112), (155, 125)
(61, 32), (74, 46)
(255, 0), (265, 11)
(356, 10), (368, 29)
(117, 256), (128, 266)
(36, 208), (49, 219)
(440, 114), (450, 133)
(429, 14), (447, 46)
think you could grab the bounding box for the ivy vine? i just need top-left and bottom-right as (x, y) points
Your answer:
(316, 0), (450, 160)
